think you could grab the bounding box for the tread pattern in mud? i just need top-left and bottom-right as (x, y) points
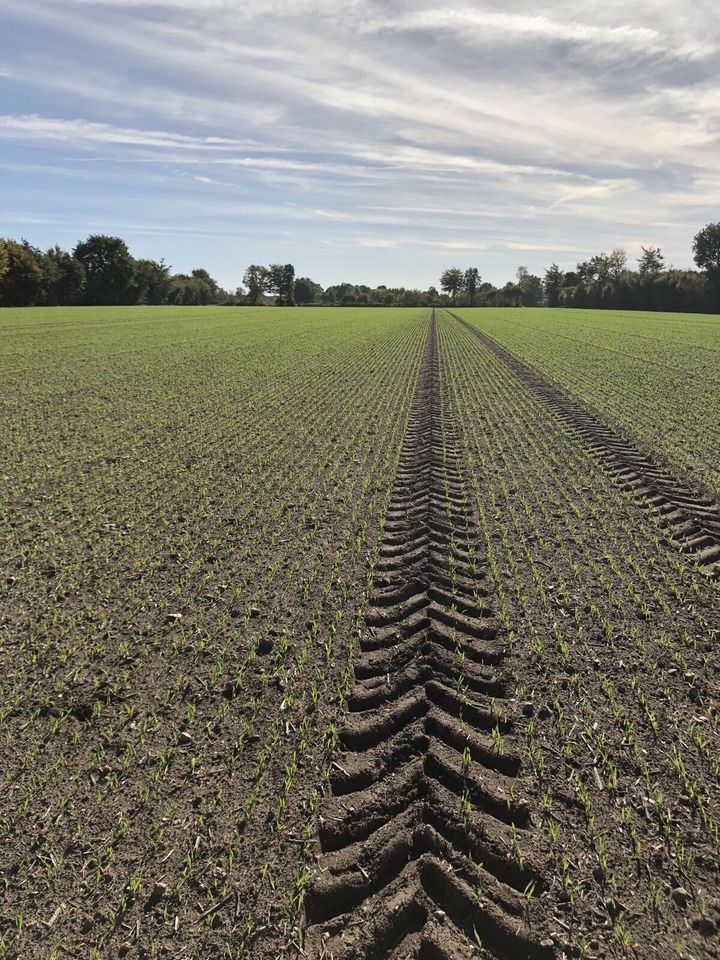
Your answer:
(450, 312), (720, 580)
(304, 316), (552, 960)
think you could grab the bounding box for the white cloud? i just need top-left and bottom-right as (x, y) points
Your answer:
(365, 9), (707, 57)
(0, 115), (284, 151)
(360, 238), (399, 249)
(360, 236), (489, 251)
(2, 0), (719, 284)
(505, 240), (586, 252)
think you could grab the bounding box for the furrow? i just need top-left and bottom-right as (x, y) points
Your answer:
(304, 312), (551, 960)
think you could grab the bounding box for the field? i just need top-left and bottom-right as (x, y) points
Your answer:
(457, 308), (720, 502)
(0, 305), (718, 960)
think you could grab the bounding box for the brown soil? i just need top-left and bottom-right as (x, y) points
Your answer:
(2, 310), (718, 960)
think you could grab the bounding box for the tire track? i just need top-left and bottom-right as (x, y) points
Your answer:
(449, 312), (720, 580)
(303, 314), (553, 960)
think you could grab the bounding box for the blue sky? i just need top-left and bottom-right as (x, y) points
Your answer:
(2, 0), (719, 291)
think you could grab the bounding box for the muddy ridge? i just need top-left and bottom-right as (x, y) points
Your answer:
(303, 315), (553, 959)
(449, 311), (720, 580)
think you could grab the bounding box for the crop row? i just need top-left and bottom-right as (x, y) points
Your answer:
(457, 308), (720, 501)
(0, 308), (428, 959)
(439, 310), (719, 957)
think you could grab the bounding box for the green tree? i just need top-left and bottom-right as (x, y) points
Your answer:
(128, 258), (172, 304)
(43, 245), (86, 305)
(267, 263), (295, 305)
(168, 273), (215, 305)
(243, 264), (269, 305)
(543, 263), (564, 307)
(693, 223), (720, 306)
(463, 267), (480, 306)
(692, 224), (720, 279)
(167, 275), (189, 304)
(323, 282), (358, 305)
(73, 235), (134, 305)
(440, 267), (464, 305)
(294, 276), (323, 305)
(607, 248), (627, 281)
(267, 264), (284, 302)
(575, 260), (594, 284)
(638, 246), (664, 277)
(516, 266), (543, 306)
(191, 268), (219, 303)
(282, 263), (296, 305)
(425, 285), (440, 304)
(588, 254), (611, 284)
(0, 239), (45, 306)
(500, 280), (520, 307)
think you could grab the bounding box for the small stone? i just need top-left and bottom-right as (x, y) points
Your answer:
(178, 730), (193, 747)
(434, 909), (446, 923)
(166, 612), (182, 623)
(684, 671), (697, 684)
(672, 886), (689, 908)
(118, 944), (132, 957)
(521, 702), (534, 717)
(249, 606), (261, 619)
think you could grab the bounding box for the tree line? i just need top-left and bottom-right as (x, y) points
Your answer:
(0, 235), (229, 308)
(2, 223), (720, 311)
(437, 225), (720, 312)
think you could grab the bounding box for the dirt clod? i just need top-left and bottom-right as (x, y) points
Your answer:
(146, 882), (168, 909)
(672, 886), (689, 908)
(692, 916), (716, 936)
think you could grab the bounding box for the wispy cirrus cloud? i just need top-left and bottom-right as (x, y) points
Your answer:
(363, 9), (713, 59)
(0, 115), (284, 151)
(1, 0), (719, 287)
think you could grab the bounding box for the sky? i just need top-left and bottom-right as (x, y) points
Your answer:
(1, 1), (720, 291)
